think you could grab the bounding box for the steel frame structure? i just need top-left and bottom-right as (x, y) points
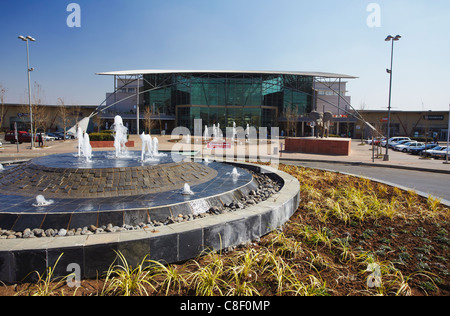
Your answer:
(93, 70), (376, 134)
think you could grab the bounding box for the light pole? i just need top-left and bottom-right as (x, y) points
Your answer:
(18, 35), (36, 149)
(384, 35), (401, 161)
(445, 103), (450, 165)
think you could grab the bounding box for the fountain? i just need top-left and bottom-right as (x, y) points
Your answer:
(212, 124), (217, 140)
(77, 126), (92, 162)
(82, 133), (92, 162)
(140, 132), (154, 161)
(77, 127), (83, 157)
(0, 115), (300, 284)
(32, 195), (54, 207)
(231, 167), (240, 177)
(152, 137), (162, 157)
(181, 183), (194, 195)
(204, 125), (209, 142)
(113, 115), (128, 158)
(216, 123), (221, 140)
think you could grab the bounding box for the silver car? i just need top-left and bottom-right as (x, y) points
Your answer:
(434, 147), (449, 159)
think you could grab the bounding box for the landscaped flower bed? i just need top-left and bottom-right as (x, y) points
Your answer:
(2, 164), (448, 296)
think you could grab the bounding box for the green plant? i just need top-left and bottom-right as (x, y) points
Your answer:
(225, 268), (261, 296)
(266, 230), (304, 258)
(332, 237), (355, 263)
(303, 250), (329, 271)
(412, 227), (426, 237)
(228, 248), (261, 282)
(427, 196), (442, 213)
(264, 255), (291, 295)
(397, 252), (411, 264)
(20, 254), (73, 296)
(188, 253), (227, 296)
(293, 224), (332, 249)
(285, 272), (330, 296)
(362, 229), (375, 240)
(150, 261), (186, 296)
(102, 251), (155, 296)
(88, 132), (115, 141)
(357, 253), (422, 296)
(419, 281), (438, 294)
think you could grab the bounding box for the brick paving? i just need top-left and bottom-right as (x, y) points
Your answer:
(0, 158), (217, 199)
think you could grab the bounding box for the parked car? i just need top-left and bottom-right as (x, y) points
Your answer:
(409, 143), (438, 155)
(404, 142), (425, 153)
(55, 132), (74, 140)
(381, 137), (411, 148)
(392, 140), (412, 151)
(53, 132), (66, 140)
(4, 131), (38, 144)
(40, 133), (55, 142)
(65, 131), (76, 139)
(422, 145), (447, 157)
(393, 141), (417, 152)
(366, 138), (385, 146)
(433, 147), (450, 159)
(46, 132), (64, 140)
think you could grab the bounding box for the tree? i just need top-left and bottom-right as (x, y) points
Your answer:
(143, 105), (158, 134)
(31, 83), (49, 141)
(57, 98), (70, 140)
(285, 104), (299, 137)
(91, 110), (103, 133)
(20, 82), (50, 147)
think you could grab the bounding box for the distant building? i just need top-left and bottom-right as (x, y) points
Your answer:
(314, 80), (351, 115)
(0, 103), (96, 132)
(97, 70), (357, 135)
(354, 110), (450, 141)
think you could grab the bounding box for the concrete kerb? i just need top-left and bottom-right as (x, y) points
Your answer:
(0, 161), (300, 284)
(279, 157), (450, 175)
(293, 163), (450, 208)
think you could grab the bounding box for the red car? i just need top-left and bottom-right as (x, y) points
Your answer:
(4, 131), (38, 144)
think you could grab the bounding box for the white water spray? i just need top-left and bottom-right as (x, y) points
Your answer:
(181, 183), (194, 195)
(33, 195), (54, 207)
(113, 115), (128, 158)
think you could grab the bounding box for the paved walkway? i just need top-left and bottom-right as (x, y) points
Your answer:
(280, 140), (450, 174)
(1, 135), (449, 205)
(2, 136), (449, 173)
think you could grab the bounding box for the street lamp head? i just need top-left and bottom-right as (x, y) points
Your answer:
(18, 35), (36, 42)
(385, 35), (401, 42)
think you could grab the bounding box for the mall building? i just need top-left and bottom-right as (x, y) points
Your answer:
(354, 110), (450, 141)
(96, 70), (357, 136)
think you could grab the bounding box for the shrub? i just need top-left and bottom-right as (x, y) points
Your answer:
(88, 133), (114, 141)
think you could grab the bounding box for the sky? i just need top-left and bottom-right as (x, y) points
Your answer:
(0, 0), (449, 111)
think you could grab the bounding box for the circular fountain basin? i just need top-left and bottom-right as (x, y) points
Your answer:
(0, 152), (257, 231)
(0, 152), (219, 199)
(0, 153), (300, 284)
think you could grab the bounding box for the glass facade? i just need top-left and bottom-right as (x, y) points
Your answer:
(143, 72), (313, 131)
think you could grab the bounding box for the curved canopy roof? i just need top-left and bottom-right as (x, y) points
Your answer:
(96, 69), (357, 79)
